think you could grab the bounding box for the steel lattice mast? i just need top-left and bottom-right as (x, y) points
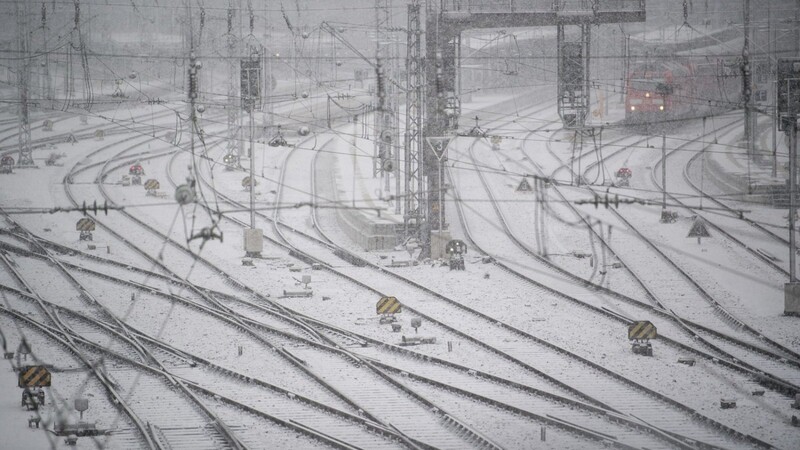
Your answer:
(16, 0), (33, 167)
(404, 0), (424, 238)
(225, 3), (240, 165)
(374, 0), (396, 190)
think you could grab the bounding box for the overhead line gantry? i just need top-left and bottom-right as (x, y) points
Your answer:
(416, 0), (646, 257)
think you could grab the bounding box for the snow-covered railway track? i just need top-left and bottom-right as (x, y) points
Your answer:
(0, 108), (178, 156)
(167, 121), (708, 447)
(0, 217), (251, 449)
(65, 127), (502, 449)
(41, 128), (434, 448)
(0, 276), (409, 450)
(196, 110), (752, 448)
(467, 111), (800, 392)
(512, 120), (800, 389)
(0, 306), (146, 449)
(546, 121), (800, 385)
(177, 134), (570, 449)
(454, 136), (786, 449)
(2, 223), (693, 449)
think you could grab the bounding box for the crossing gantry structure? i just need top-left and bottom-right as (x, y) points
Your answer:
(409, 0), (645, 257)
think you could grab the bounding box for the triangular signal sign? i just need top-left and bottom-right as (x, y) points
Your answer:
(687, 218), (711, 238)
(516, 178), (532, 192)
(425, 137), (451, 161)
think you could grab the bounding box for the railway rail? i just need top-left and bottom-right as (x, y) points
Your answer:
(181, 110), (778, 447)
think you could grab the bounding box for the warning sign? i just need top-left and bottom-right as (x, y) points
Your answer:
(687, 217), (711, 238)
(376, 296), (402, 315)
(242, 176), (258, 188)
(75, 218), (96, 232)
(628, 321), (657, 340)
(18, 365), (51, 388)
(425, 137), (451, 161)
(516, 178), (532, 192)
(144, 179), (160, 191)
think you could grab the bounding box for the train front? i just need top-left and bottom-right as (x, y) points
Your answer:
(624, 71), (674, 124)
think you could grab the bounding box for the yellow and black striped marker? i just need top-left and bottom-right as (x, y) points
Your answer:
(628, 321), (657, 340)
(144, 179), (160, 190)
(75, 218), (96, 232)
(17, 365), (51, 388)
(376, 296), (401, 315)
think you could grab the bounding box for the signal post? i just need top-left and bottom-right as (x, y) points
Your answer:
(778, 58), (800, 315)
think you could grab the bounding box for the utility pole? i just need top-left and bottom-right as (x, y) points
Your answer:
(41, 3), (51, 103)
(790, 120), (796, 282)
(743, 0), (753, 158)
(352, 115), (358, 208)
(16, 0), (33, 167)
(660, 132), (670, 222)
(770, 2), (777, 178)
(225, 4), (239, 167)
(404, 0), (424, 240)
(374, 0), (395, 194)
(242, 41), (263, 258)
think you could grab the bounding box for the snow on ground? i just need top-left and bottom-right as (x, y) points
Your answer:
(1, 71), (799, 448)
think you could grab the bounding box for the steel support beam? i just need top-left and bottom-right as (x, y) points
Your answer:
(557, 23), (591, 129)
(404, 1), (425, 240)
(418, 0), (645, 255)
(16, 0), (33, 167)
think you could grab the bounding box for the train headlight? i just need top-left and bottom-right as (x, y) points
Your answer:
(659, 105), (664, 111)
(645, 92), (650, 98)
(630, 106), (636, 111)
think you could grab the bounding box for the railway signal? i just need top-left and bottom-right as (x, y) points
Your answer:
(628, 321), (656, 356)
(777, 58), (800, 132)
(76, 217), (95, 241)
(174, 184), (195, 205)
(74, 398), (89, 420)
(0, 155), (14, 174)
(445, 239), (467, 271)
(242, 176), (258, 191)
(377, 296), (401, 324)
(516, 178), (532, 192)
(687, 217), (711, 244)
(18, 365), (51, 388)
(144, 179), (160, 195)
(223, 153), (238, 170)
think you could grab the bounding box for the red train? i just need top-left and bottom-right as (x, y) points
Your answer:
(625, 32), (742, 124)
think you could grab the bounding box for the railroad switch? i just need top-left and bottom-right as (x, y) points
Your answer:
(792, 394), (800, 409)
(720, 398), (737, 409)
(21, 388), (45, 411)
(631, 341), (653, 356)
(3, 351), (13, 359)
(660, 210), (678, 223)
(400, 336), (436, 346)
(379, 315), (397, 325)
(751, 390), (765, 396)
(677, 357), (695, 366)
